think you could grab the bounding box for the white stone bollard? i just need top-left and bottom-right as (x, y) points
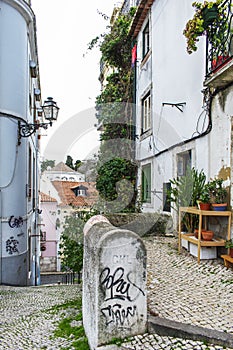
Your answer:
(83, 215), (147, 350)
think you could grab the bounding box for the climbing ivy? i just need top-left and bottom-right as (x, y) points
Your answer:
(96, 158), (137, 212)
(99, 7), (136, 70)
(90, 7), (139, 213)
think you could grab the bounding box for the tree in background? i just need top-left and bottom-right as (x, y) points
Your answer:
(41, 159), (55, 172)
(65, 155), (74, 170)
(74, 159), (82, 171)
(59, 210), (98, 274)
(65, 155), (82, 171)
(59, 214), (84, 273)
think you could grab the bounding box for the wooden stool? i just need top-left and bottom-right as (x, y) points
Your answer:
(221, 255), (233, 269)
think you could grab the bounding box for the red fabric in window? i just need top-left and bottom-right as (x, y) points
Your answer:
(131, 44), (137, 67)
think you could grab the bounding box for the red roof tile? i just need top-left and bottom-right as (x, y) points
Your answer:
(40, 192), (57, 203)
(52, 181), (98, 207)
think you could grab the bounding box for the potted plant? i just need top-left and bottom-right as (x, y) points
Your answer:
(197, 183), (211, 210)
(167, 168), (207, 232)
(183, 0), (225, 54)
(207, 178), (228, 211)
(225, 238), (233, 258)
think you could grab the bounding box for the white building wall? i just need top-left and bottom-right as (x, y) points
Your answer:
(0, 2), (29, 117)
(135, 0), (210, 213)
(209, 93), (231, 179)
(0, 0), (41, 286)
(134, 0), (233, 236)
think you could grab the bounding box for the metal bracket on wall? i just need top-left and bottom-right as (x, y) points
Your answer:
(162, 102), (186, 112)
(151, 190), (162, 194)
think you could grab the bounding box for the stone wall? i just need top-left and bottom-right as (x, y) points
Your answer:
(106, 212), (175, 237)
(40, 257), (57, 272)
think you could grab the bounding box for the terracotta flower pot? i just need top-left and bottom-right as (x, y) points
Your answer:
(202, 230), (214, 241)
(194, 229), (209, 239)
(199, 202), (211, 211)
(194, 229), (199, 238)
(230, 248), (233, 258)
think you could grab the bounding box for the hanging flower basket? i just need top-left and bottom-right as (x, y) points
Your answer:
(183, 1), (224, 54)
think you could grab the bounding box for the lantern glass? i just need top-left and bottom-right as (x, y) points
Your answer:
(43, 97), (59, 122)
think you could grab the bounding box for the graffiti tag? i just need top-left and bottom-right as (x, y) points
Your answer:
(99, 267), (144, 302)
(8, 216), (23, 228)
(101, 303), (137, 326)
(6, 236), (19, 255)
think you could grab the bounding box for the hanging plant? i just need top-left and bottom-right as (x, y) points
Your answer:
(183, 0), (225, 54)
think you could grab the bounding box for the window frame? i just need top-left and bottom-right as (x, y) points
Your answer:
(142, 21), (150, 59)
(177, 150), (192, 177)
(141, 91), (151, 134)
(141, 163), (152, 203)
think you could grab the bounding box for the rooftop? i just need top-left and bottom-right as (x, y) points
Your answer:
(52, 181), (98, 207)
(40, 192), (57, 203)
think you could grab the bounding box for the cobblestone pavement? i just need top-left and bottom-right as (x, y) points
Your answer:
(0, 236), (232, 349)
(145, 237), (233, 335)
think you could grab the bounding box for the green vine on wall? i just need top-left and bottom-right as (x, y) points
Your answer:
(89, 7), (139, 213)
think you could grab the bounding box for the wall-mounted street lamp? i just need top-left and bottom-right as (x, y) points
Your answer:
(18, 97), (59, 139)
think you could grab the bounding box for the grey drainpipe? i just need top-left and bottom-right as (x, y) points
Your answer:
(0, 190), (2, 284)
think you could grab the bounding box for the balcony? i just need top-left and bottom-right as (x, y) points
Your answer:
(205, 0), (233, 88)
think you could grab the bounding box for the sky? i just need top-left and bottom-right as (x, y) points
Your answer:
(31, 0), (121, 162)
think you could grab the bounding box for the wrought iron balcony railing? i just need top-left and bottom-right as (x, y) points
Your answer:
(206, 0), (233, 76)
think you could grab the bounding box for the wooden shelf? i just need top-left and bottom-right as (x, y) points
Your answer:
(221, 254), (233, 268)
(178, 207), (231, 263)
(179, 206), (231, 217)
(180, 233), (225, 246)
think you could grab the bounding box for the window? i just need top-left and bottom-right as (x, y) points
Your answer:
(72, 185), (87, 197)
(141, 92), (151, 133)
(177, 150), (192, 176)
(163, 182), (171, 212)
(40, 231), (46, 241)
(77, 189), (86, 196)
(142, 22), (150, 58)
(141, 164), (151, 203)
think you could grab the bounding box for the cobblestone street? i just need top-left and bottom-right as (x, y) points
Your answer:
(0, 236), (233, 349)
(0, 284), (81, 349)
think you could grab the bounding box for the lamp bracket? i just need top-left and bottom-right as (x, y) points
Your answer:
(19, 121), (52, 138)
(17, 121), (52, 144)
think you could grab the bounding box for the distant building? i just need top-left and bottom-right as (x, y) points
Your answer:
(52, 180), (98, 210)
(40, 193), (59, 272)
(43, 161), (85, 182)
(40, 172), (98, 272)
(40, 162), (85, 202)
